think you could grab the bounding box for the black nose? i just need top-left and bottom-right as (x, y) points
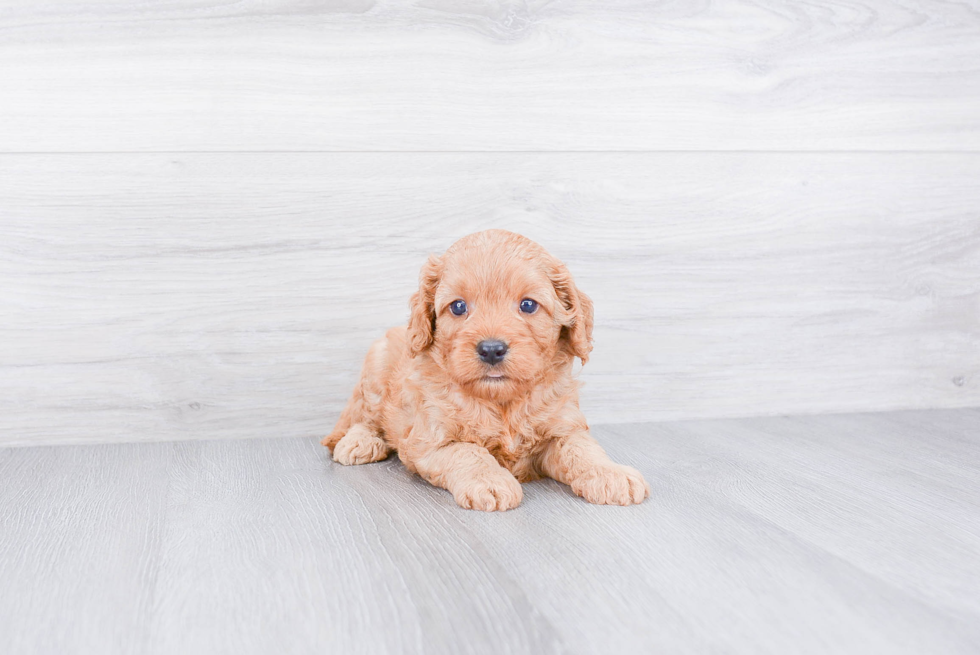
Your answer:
(476, 339), (508, 365)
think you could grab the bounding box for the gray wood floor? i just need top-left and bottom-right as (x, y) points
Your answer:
(1, 409), (978, 654)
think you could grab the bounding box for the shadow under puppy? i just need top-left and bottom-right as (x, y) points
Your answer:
(323, 230), (648, 511)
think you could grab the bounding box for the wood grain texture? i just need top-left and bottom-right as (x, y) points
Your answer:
(0, 442), (172, 654)
(2, 153), (978, 446)
(1, 0), (979, 152)
(1, 410), (979, 654)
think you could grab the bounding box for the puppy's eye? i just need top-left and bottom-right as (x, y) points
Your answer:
(519, 298), (538, 314)
(450, 300), (467, 316)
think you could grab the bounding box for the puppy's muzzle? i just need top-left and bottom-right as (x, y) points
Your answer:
(476, 339), (508, 366)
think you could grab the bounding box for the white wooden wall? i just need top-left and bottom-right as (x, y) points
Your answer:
(1, 1), (978, 446)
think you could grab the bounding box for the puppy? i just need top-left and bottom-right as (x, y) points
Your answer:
(323, 230), (649, 511)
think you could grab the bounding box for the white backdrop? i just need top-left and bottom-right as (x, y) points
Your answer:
(1, 1), (978, 446)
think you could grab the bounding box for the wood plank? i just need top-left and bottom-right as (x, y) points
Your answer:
(1, 410), (978, 653)
(606, 411), (980, 620)
(0, 442), (172, 654)
(142, 438), (567, 654)
(1, 1), (979, 152)
(1, 153), (977, 446)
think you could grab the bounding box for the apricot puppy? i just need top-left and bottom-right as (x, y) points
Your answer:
(323, 230), (649, 511)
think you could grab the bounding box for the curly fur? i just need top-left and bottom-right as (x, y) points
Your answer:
(323, 230), (648, 511)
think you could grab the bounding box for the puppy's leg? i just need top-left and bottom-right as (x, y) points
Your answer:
(322, 336), (390, 453)
(414, 443), (523, 512)
(539, 431), (649, 506)
(333, 423), (391, 465)
(322, 397), (356, 452)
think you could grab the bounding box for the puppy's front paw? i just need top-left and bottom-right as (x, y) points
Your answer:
(333, 424), (391, 466)
(453, 472), (523, 512)
(571, 464), (649, 506)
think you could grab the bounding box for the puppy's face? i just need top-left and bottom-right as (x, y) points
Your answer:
(408, 230), (593, 401)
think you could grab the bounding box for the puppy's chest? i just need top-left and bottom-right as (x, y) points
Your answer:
(463, 413), (541, 471)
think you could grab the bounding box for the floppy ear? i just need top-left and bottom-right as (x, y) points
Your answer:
(549, 259), (595, 364)
(407, 254), (443, 356)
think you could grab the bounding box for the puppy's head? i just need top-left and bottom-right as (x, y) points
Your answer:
(408, 230), (593, 400)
